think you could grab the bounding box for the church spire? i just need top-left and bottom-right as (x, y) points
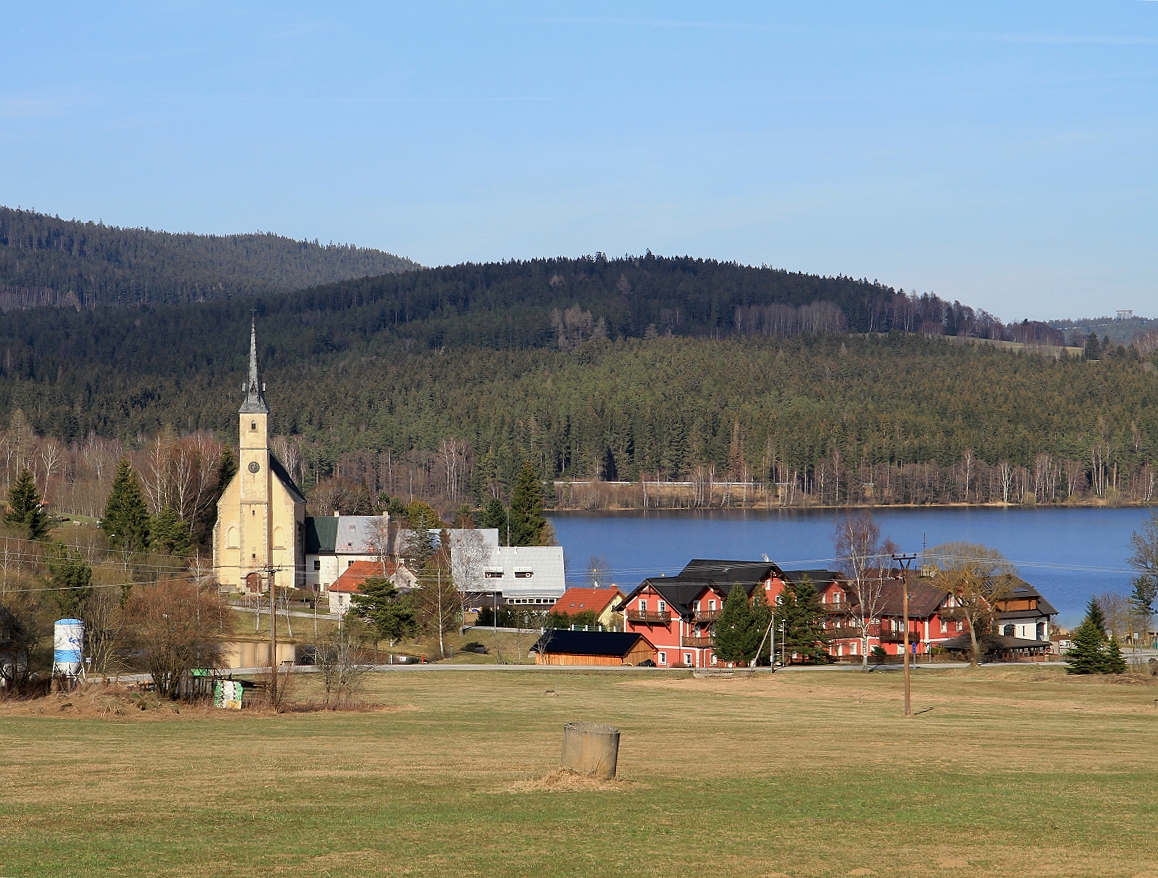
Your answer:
(239, 318), (269, 414)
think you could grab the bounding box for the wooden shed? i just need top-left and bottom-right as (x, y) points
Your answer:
(531, 630), (657, 666)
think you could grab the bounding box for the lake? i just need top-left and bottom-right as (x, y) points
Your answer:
(548, 506), (1156, 627)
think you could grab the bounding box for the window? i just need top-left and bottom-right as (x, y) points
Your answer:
(484, 570), (503, 579)
(832, 591), (842, 605)
(639, 600), (647, 613)
(940, 619), (947, 633)
(708, 600), (716, 611)
(347, 560), (354, 568)
(693, 600), (700, 611)
(515, 571), (533, 579)
(251, 421), (257, 431)
(657, 600), (666, 614)
(313, 560), (321, 571)
(684, 653), (692, 665)
(658, 652), (667, 665)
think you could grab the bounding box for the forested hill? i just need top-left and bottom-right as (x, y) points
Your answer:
(0, 206), (419, 307)
(1, 243), (1157, 516)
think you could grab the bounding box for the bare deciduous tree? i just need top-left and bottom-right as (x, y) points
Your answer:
(833, 511), (898, 670)
(124, 579), (233, 699)
(316, 625), (369, 708)
(927, 542), (1017, 666)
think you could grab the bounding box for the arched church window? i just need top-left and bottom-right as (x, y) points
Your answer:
(251, 421), (257, 431)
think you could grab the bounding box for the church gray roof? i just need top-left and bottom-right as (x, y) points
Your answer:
(239, 319), (269, 414)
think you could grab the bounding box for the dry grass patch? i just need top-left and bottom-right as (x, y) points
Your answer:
(510, 768), (631, 793)
(3, 666), (1158, 877)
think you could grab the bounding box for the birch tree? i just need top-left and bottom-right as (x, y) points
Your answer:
(833, 511), (897, 670)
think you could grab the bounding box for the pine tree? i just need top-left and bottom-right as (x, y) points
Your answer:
(1084, 596), (1107, 637)
(1104, 636), (1128, 674)
(150, 506), (192, 557)
(713, 584), (756, 664)
(1084, 332), (1102, 360)
(1129, 576), (1157, 650)
(507, 461), (549, 546)
(1065, 618), (1107, 674)
(1066, 598), (1125, 675)
(780, 575), (831, 664)
(103, 459), (150, 553)
(44, 541), (93, 618)
(352, 577), (416, 644)
(4, 467), (48, 540)
(481, 496), (507, 535)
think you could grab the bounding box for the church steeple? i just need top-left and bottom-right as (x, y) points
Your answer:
(239, 318), (269, 414)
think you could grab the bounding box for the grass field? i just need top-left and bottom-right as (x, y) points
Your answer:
(3, 666), (1158, 878)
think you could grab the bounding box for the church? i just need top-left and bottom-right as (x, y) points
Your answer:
(212, 322), (307, 592)
(211, 322), (568, 606)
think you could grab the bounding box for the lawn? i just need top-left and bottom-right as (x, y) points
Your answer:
(2, 666), (1158, 878)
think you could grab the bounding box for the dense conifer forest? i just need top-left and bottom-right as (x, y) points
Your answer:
(1, 243), (1157, 517)
(0, 206), (418, 307)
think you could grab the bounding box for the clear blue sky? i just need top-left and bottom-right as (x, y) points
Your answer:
(2, 2), (1155, 321)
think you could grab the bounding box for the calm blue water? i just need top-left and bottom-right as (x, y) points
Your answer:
(549, 507), (1155, 628)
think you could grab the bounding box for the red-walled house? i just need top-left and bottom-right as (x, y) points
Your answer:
(619, 559), (801, 668)
(817, 571), (968, 660)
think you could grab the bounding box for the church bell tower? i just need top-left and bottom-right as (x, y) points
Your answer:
(238, 319), (271, 589)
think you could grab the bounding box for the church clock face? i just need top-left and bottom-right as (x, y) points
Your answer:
(248, 461), (261, 473)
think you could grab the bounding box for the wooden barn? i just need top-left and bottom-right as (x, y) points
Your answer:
(531, 630), (656, 667)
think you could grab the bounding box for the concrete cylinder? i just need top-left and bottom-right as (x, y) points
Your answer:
(561, 722), (620, 779)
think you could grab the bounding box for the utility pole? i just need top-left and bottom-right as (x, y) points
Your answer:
(893, 553), (917, 717)
(265, 564), (282, 704)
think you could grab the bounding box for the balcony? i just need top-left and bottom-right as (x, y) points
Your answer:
(823, 603), (849, 614)
(825, 627), (861, 639)
(879, 629), (919, 643)
(681, 636), (714, 649)
(627, 610), (670, 625)
(694, 609), (721, 623)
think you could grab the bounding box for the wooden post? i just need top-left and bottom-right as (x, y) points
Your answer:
(268, 565), (277, 704)
(893, 553), (917, 717)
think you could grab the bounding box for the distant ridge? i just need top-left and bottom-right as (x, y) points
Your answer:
(0, 206), (420, 308)
(1048, 314), (1158, 348)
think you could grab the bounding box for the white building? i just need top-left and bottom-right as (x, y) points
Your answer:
(448, 530), (566, 607)
(304, 513), (390, 592)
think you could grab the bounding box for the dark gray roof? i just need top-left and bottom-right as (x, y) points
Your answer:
(531, 630), (651, 657)
(678, 559), (780, 583)
(239, 320), (270, 414)
(269, 453), (305, 504)
(939, 633), (1051, 653)
(996, 578), (1058, 619)
(619, 576), (725, 618)
(780, 569), (841, 587)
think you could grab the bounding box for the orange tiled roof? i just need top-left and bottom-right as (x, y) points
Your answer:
(329, 559), (394, 593)
(550, 587), (623, 616)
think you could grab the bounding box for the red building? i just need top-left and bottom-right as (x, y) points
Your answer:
(618, 560), (794, 668)
(622, 560), (1056, 666)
